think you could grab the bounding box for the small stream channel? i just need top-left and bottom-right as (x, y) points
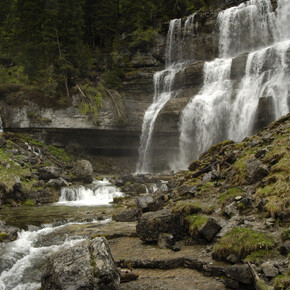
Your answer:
(0, 179), (123, 290)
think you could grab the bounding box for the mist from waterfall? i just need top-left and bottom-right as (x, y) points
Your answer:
(176, 0), (290, 170)
(136, 15), (196, 173)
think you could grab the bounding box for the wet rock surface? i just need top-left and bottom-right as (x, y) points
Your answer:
(136, 209), (184, 242)
(41, 237), (120, 290)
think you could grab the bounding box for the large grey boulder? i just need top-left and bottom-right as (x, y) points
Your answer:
(136, 209), (183, 243)
(136, 194), (154, 213)
(41, 237), (120, 290)
(245, 159), (269, 184)
(38, 166), (62, 181)
(72, 160), (94, 183)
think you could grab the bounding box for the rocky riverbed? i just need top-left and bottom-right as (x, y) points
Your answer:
(0, 114), (289, 289)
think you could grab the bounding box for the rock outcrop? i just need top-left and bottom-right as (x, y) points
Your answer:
(41, 237), (120, 290)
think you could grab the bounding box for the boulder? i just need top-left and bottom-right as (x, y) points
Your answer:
(131, 52), (159, 68)
(0, 220), (19, 243)
(41, 237), (120, 290)
(198, 219), (222, 242)
(261, 262), (279, 278)
(13, 176), (22, 191)
(279, 240), (290, 255)
(46, 177), (70, 189)
(226, 264), (253, 285)
(157, 233), (175, 249)
(38, 166), (62, 181)
(114, 209), (139, 222)
(72, 160), (94, 183)
(136, 194), (154, 213)
(252, 96), (276, 134)
(245, 159), (269, 184)
(136, 209), (183, 243)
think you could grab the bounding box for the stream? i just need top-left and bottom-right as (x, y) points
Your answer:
(0, 179), (123, 290)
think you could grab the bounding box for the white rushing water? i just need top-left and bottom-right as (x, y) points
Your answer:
(0, 219), (110, 290)
(178, 59), (233, 167)
(176, 0), (290, 170)
(0, 178), (119, 289)
(57, 179), (123, 206)
(136, 14), (197, 173)
(0, 224), (82, 290)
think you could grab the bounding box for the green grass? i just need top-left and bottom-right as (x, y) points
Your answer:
(243, 249), (274, 264)
(213, 227), (274, 261)
(0, 149), (31, 191)
(219, 187), (244, 205)
(172, 201), (203, 215)
(255, 134), (290, 218)
(273, 271), (290, 290)
(48, 145), (72, 163)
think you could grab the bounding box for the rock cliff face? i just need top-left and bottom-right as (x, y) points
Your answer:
(0, 0), (286, 170)
(0, 5), (227, 153)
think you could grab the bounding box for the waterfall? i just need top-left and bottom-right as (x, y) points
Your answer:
(228, 40), (290, 140)
(57, 179), (123, 206)
(136, 14), (197, 173)
(176, 0), (290, 170)
(218, 0), (276, 58)
(184, 13), (197, 39)
(178, 59), (233, 167)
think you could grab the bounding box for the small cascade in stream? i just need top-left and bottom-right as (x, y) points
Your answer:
(0, 220), (110, 290)
(176, 0), (290, 169)
(57, 179), (123, 206)
(136, 14), (197, 173)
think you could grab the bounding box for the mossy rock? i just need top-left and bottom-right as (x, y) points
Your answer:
(219, 187), (244, 206)
(172, 201), (203, 215)
(185, 215), (208, 237)
(213, 227), (274, 261)
(0, 232), (9, 242)
(23, 198), (35, 206)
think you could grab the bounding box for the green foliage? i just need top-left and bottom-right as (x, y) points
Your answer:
(0, 66), (29, 85)
(78, 83), (103, 121)
(128, 27), (157, 50)
(213, 227), (275, 260)
(47, 145), (72, 163)
(0, 0), (214, 99)
(23, 198), (35, 206)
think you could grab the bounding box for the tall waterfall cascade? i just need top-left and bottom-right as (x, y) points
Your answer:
(176, 0), (290, 169)
(57, 179), (123, 206)
(136, 14), (197, 173)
